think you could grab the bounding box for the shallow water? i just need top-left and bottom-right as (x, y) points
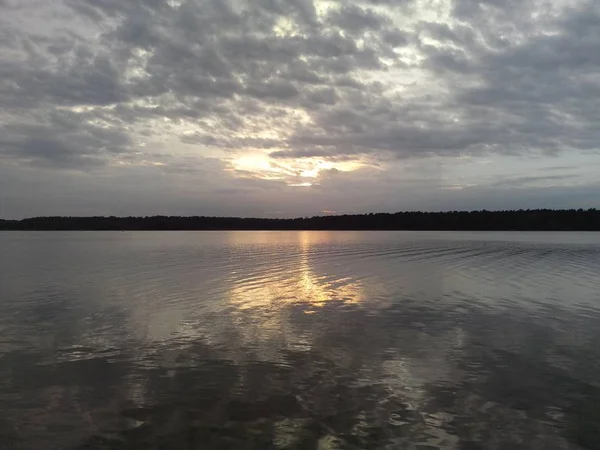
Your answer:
(1, 231), (600, 449)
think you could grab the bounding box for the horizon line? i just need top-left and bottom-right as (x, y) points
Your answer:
(2, 207), (599, 222)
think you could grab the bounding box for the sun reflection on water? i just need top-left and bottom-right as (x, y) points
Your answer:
(227, 231), (364, 313)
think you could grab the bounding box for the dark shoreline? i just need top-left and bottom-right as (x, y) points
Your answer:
(1, 209), (599, 231)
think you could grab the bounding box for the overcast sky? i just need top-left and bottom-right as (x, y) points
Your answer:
(1, 0), (599, 218)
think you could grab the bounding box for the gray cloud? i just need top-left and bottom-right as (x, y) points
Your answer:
(1, 0), (600, 216)
(0, 109), (131, 168)
(272, 1), (600, 161)
(485, 174), (577, 189)
(327, 4), (391, 34)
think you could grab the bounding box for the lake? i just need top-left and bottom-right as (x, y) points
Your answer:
(1, 231), (600, 449)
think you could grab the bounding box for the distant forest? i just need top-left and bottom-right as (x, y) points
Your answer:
(1, 209), (599, 231)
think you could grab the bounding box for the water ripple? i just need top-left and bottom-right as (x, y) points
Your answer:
(1, 231), (600, 449)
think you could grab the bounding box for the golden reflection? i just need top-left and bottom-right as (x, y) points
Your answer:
(297, 231), (363, 309)
(227, 231), (364, 312)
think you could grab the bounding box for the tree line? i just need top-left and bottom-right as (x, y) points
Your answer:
(1, 209), (599, 230)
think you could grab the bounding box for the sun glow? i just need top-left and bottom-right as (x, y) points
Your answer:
(229, 152), (362, 185)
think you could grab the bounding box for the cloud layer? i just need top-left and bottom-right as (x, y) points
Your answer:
(1, 0), (599, 217)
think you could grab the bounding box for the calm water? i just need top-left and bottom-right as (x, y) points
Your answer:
(1, 231), (600, 450)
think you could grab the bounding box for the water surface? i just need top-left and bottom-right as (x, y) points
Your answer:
(1, 231), (600, 449)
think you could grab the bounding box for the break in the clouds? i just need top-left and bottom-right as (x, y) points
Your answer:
(1, 0), (599, 218)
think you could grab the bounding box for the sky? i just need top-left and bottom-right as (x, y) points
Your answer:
(1, 0), (599, 218)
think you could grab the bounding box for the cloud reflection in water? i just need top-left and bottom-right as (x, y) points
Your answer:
(1, 231), (600, 449)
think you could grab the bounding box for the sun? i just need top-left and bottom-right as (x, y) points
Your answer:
(229, 152), (362, 186)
